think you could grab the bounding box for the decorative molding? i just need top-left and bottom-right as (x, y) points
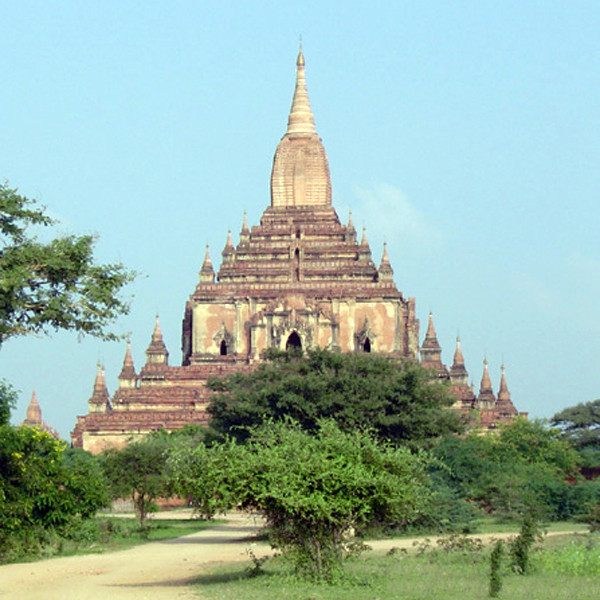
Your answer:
(354, 316), (376, 351)
(213, 322), (235, 354)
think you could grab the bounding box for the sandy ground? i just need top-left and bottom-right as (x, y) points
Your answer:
(0, 513), (579, 600)
(0, 512), (269, 600)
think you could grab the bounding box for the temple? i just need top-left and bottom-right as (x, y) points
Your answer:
(72, 50), (522, 453)
(21, 390), (60, 438)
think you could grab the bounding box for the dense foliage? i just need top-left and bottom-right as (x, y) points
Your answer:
(0, 379), (18, 426)
(552, 399), (600, 468)
(0, 426), (109, 560)
(170, 419), (433, 581)
(101, 436), (172, 525)
(208, 348), (463, 448)
(0, 182), (135, 346)
(430, 418), (596, 524)
(0, 180), (137, 560)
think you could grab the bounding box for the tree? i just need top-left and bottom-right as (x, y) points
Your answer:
(207, 348), (463, 448)
(0, 426), (109, 560)
(552, 399), (600, 468)
(432, 418), (585, 521)
(0, 182), (135, 346)
(169, 419), (434, 581)
(167, 437), (241, 519)
(101, 436), (172, 526)
(61, 448), (111, 519)
(0, 379), (17, 426)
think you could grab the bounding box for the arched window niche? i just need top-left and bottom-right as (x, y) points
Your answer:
(286, 331), (302, 352)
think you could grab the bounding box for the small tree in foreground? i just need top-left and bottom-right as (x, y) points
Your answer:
(0, 427), (109, 560)
(509, 515), (541, 575)
(170, 420), (433, 581)
(489, 539), (504, 597)
(102, 436), (171, 526)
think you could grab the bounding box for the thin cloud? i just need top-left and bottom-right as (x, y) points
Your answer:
(511, 272), (562, 317)
(352, 183), (442, 251)
(565, 251), (600, 281)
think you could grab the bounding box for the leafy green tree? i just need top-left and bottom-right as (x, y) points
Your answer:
(167, 438), (241, 519)
(0, 426), (109, 559)
(170, 419), (434, 581)
(0, 182), (135, 346)
(0, 379), (17, 426)
(62, 448), (111, 519)
(101, 436), (172, 526)
(208, 348), (463, 448)
(552, 399), (600, 468)
(432, 419), (584, 522)
(494, 418), (580, 474)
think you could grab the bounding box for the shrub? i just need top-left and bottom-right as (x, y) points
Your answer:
(533, 535), (600, 576)
(489, 539), (504, 597)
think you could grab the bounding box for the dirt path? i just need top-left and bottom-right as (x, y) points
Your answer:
(0, 512), (270, 600)
(0, 514), (581, 600)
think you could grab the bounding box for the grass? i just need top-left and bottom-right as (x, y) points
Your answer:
(0, 515), (218, 564)
(471, 518), (588, 535)
(191, 532), (600, 600)
(70, 516), (218, 553)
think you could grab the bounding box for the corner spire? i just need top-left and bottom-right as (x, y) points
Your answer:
(89, 362), (111, 413)
(378, 242), (394, 281)
(477, 357), (496, 406)
(496, 363), (518, 415)
(425, 312), (437, 339)
(118, 338), (137, 387)
(498, 363), (511, 401)
(449, 335), (469, 386)
(145, 315), (169, 365)
(152, 315), (163, 342)
(286, 46), (316, 135)
(25, 389), (42, 425)
(239, 212), (250, 246)
(360, 227), (369, 247)
(358, 227), (371, 261)
(200, 245), (215, 284)
(453, 336), (465, 366)
(420, 312), (448, 379)
(480, 358), (493, 393)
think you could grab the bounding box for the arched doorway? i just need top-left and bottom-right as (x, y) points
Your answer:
(286, 331), (302, 351)
(220, 340), (228, 356)
(363, 338), (371, 353)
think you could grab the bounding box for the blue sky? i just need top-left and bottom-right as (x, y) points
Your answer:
(3, 1), (599, 438)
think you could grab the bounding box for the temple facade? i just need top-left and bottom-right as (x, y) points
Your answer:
(72, 50), (521, 454)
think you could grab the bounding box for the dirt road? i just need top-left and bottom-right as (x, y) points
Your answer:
(0, 514), (580, 600)
(0, 512), (270, 600)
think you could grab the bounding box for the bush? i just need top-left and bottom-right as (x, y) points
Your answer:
(489, 539), (504, 597)
(509, 515), (542, 575)
(169, 419), (434, 582)
(533, 535), (600, 576)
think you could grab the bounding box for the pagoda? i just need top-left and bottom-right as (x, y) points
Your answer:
(72, 49), (520, 453)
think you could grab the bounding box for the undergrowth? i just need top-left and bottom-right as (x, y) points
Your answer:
(195, 532), (600, 600)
